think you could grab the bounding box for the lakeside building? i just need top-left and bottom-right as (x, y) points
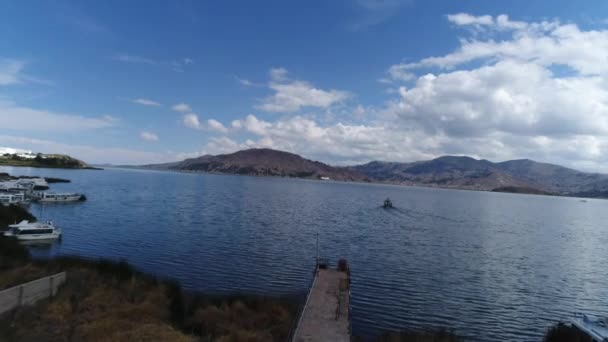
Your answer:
(0, 147), (38, 159)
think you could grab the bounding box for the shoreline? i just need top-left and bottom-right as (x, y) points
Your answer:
(112, 165), (603, 200)
(3, 163), (601, 200)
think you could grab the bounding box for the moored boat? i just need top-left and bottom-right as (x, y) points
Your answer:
(3, 220), (61, 241)
(34, 192), (86, 202)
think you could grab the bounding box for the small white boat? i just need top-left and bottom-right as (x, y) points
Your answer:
(571, 313), (608, 341)
(4, 220), (61, 241)
(34, 192), (86, 202)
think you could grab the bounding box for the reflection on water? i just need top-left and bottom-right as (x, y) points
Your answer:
(2, 166), (608, 341)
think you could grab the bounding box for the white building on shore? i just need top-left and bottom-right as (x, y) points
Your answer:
(0, 147), (38, 159)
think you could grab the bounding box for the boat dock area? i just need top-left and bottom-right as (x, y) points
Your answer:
(293, 260), (351, 342)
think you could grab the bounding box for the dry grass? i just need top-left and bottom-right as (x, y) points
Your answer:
(0, 236), (298, 342)
(3, 268), (195, 342)
(181, 295), (295, 341)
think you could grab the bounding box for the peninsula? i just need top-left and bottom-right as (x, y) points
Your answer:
(0, 152), (98, 170)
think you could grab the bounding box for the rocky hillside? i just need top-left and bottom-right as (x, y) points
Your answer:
(151, 148), (367, 181)
(351, 156), (608, 196)
(144, 149), (608, 198)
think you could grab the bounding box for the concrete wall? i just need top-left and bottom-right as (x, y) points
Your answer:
(0, 272), (66, 315)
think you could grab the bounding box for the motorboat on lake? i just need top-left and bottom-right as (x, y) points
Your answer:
(383, 197), (393, 209)
(571, 313), (608, 341)
(3, 220), (61, 241)
(34, 192), (86, 202)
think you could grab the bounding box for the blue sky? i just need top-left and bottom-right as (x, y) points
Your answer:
(1, 1), (608, 170)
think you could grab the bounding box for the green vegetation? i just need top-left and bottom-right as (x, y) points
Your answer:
(0, 153), (97, 169)
(0, 234), (298, 342)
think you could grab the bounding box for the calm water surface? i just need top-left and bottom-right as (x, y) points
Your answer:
(3, 166), (608, 341)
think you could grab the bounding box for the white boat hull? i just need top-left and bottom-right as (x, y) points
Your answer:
(38, 195), (82, 202)
(4, 232), (61, 241)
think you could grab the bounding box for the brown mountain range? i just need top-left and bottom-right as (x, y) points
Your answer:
(143, 148), (608, 198)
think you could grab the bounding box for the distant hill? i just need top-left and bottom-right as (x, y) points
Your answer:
(0, 153), (96, 169)
(144, 148), (367, 181)
(143, 148), (608, 198)
(351, 156), (608, 197)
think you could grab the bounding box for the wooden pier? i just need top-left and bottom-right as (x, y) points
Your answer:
(292, 260), (350, 342)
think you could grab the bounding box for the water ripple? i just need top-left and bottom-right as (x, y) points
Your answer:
(3, 166), (608, 341)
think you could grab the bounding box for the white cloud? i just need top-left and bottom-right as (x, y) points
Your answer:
(375, 13), (608, 171)
(447, 13), (493, 27)
(228, 114), (434, 164)
(235, 76), (262, 87)
(394, 60), (608, 137)
(257, 68), (351, 113)
(207, 119), (228, 133)
(391, 15), (605, 75)
(183, 113), (200, 129)
(172, 103), (192, 113)
(132, 98), (160, 106)
(388, 64), (415, 81)
(0, 59), (26, 86)
(0, 100), (116, 132)
(140, 131), (159, 142)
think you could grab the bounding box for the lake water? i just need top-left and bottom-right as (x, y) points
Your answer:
(2, 166), (608, 341)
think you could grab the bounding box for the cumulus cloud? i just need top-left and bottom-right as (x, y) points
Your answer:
(0, 100), (116, 132)
(132, 98), (160, 106)
(172, 103), (192, 113)
(377, 13), (608, 170)
(183, 113), (200, 129)
(235, 76), (262, 87)
(207, 119), (228, 133)
(257, 68), (350, 113)
(391, 15), (606, 74)
(446, 13), (493, 27)
(227, 114), (437, 164)
(140, 131), (159, 142)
